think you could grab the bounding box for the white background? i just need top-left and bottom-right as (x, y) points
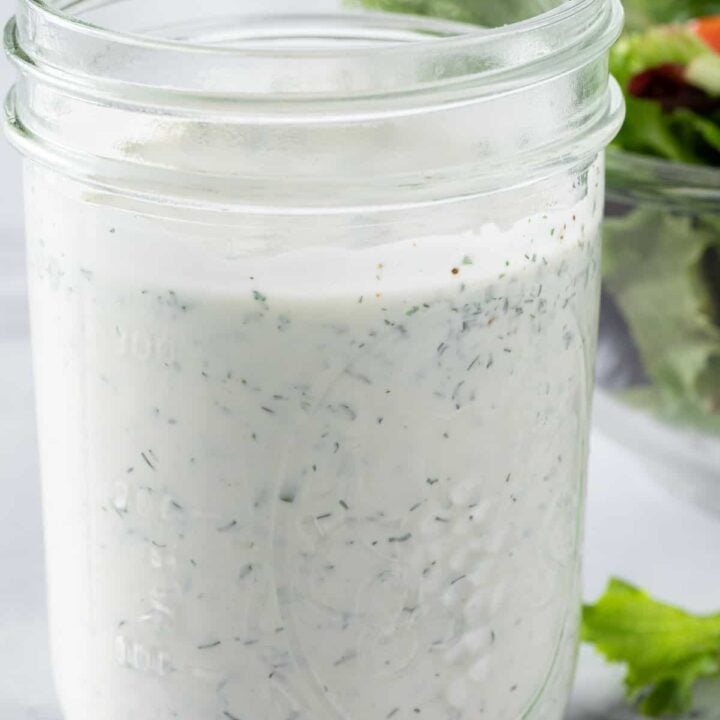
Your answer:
(2, 1), (720, 717)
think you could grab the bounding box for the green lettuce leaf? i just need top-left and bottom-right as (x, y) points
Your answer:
(610, 25), (712, 89)
(611, 103), (720, 164)
(583, 579), (720, 717)
(687, 53), (720, 95)
(670, 108), (720, 158)
(603, 206), (720, 430)
(612, 99), (709, 163)
(609, 25), (720, 164)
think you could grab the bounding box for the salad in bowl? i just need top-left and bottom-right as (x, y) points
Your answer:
(595, 4), (720, 511)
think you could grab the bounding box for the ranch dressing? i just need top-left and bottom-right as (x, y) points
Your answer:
(26, 158), (603, 720)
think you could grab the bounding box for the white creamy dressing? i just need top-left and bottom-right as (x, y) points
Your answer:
(26, 159), (604, 720)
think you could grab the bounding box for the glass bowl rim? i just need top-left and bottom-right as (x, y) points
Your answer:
(606, 147), (720, 209)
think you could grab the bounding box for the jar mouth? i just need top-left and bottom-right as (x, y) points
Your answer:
(20, 0), (606, 52)
(3, 0), (624, 210)
(5, 0), (623, 102)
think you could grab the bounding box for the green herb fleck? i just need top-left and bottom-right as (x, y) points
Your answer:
(217, 520), (238, 533)
(197, 641), (221, 650)
(140, 451), (156, 471)
(388, 533), (412, 543)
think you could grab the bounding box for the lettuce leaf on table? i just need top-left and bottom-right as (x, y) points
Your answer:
(583, 579), (720, 717)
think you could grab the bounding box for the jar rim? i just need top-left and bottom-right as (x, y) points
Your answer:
(5, 0), (624, 102)
(3, 1), (625, 210)
(22, 0), (604, 57)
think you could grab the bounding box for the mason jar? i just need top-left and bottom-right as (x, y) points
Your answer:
(3, 1), (624, 719)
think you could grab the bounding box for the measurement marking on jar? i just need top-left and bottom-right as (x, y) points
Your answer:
(115, 635), (173, 676)
(116, 327), (176, 364)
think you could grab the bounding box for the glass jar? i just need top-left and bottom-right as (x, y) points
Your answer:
(3, 1), (623, 719)
(596, 149), (720, 513)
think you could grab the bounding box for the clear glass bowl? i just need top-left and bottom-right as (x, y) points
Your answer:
(596, 148), (720, 513)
